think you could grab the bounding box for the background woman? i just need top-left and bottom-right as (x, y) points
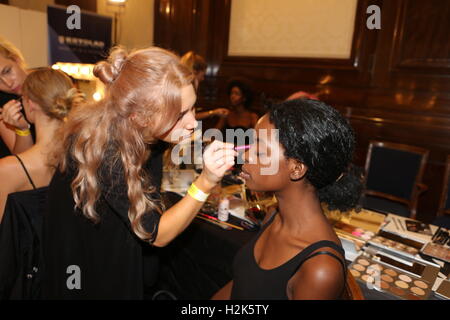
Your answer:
(180, 51), (229, 121)
(216, 79), (258, 134)
(0, 68), (82, 299)
(0, 67), (82, 222)
(0, 37), (33, 157)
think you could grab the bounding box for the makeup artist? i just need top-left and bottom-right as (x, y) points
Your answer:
(42, 46), (237, 299)
(0, 37), (34, 158)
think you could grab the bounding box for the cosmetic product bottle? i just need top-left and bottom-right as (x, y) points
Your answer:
(218, 197), (230, 222)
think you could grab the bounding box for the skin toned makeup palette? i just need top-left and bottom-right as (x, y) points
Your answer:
(420, 242), (450, 264)
(369, 235), (420, 258)
(349, 253), (434, 300)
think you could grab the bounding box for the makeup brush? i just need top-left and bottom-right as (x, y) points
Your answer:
(234, 145), (251, 151)
(200, 142), (251, 153)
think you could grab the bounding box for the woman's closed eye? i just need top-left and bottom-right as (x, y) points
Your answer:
(2, 67), (11, 75)
(177, 106), (195, 121)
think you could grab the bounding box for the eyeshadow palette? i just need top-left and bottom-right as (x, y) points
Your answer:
(334, 221), (376, 241)
(369, 235), (419, 258)
(349, 255), (432, 300)
(435, 279), (450, 300)
(420, 242), (450, 264)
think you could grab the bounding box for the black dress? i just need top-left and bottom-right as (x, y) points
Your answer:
(0, 155), (48, 299)
(42, 146), (164, 300)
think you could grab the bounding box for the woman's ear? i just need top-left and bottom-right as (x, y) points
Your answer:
(289, 160), (307, 181)
(26, 98), (37, 113)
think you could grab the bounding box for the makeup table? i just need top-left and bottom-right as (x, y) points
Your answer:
(336, 212), (449, 300)
(150, 191), (449, 300)
(151, 191), (256, 299)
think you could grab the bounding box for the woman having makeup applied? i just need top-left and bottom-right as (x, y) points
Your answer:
(42, 47), (236, 299)
(0, 37), (34, 157)
(212, 99), (362, 300)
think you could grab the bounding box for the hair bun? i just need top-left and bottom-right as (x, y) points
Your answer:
(52, 88), (85, 120)
(93, 47), (128, 85)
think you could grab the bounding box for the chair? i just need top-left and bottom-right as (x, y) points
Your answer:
(433, 155), (450, 229)
(341, 272), (364, 300)
(361, 141), (429, 219)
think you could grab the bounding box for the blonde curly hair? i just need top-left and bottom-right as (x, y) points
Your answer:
(59, 46), (193, 241)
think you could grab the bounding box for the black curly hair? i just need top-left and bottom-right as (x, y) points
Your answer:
(268, 99), (362, 211)
(227, 79), (254, 109)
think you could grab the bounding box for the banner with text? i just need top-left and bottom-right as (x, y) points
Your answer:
(47, 5), (112, 64)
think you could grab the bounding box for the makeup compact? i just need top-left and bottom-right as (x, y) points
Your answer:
(382, 214), (439, 244)
(334, 221), (376, 242)
(349, 253), (435, 300)
(420, 242), (450, 264)
(368, 234), (420, 259)
(435, 279), (450, 300)
(334, 220), (379, 255)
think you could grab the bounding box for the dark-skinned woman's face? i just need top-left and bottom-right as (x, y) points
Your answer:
(240, 114), (294, 192)
(230, 86), (245, 107)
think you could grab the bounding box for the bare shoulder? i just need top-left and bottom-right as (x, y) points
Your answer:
(0, 155), (20, 173)
(289, 242), (346, 299)
(0, 156), (24, 192)
(301, 252), (344, 281)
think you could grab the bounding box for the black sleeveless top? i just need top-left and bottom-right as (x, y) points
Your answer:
(0, 155), (48, 299)
(42, 148), (163, 299)
(230, 214), (347, 300)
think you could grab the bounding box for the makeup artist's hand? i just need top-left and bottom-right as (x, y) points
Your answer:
(196, 140), (236, 191)
(0, 99), (29, 130)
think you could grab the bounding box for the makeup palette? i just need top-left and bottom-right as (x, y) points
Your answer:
(435, 279), (450, 300)
(334, 221), (376, 242)
(420, 242), (450, 264)
(369, 235), (419, 258)
(349, 254), (432, 300)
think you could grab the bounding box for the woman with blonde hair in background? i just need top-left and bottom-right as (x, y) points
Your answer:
(0, 67), (83, 221)
(41, 46), (236, 299)
(0, 37), (34, 157)
(0, 68), (83, 299)
(181, 51), (229, 121)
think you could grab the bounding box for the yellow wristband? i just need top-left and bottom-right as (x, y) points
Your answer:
(187, 183), (210, 202)
(15, 128), (31, 136)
